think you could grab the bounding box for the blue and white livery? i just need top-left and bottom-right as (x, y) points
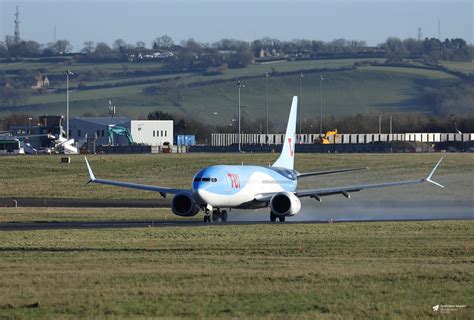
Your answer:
(85, 96), (444, 222)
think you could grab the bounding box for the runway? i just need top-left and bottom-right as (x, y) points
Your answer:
(1, 218), (471, 231)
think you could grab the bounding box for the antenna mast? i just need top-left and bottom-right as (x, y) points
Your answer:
(14, 5), (20, 45)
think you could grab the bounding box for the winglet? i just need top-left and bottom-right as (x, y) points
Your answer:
(84, 157), (96, 183)
(424, 157), (444, 188)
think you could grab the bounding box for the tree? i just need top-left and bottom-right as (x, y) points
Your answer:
(228, 43), (254, 68)
(0, 42), (6, 57)
(52, 40), (73, 54)
(402, 38), (423, 57)
(22, 40), (41, 56)
(82, 41), (96, 54)
(152, 35), (174, 49)
(135, 41), (146, 49)
(113, 39), (127, 52)
(94, 42), (113, 55)
(147, 110), (174, 120)
(383, 37), (407, 63)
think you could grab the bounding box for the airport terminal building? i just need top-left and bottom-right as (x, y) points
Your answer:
(69, 117), (174, 147)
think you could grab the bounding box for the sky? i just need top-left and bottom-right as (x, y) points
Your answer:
(1, 0), (472, 51)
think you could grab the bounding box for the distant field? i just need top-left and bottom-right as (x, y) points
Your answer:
(3, 62), (459, 124)
(0, 221), (471, 318)
(441, 60), (474, 75)
(0, 153), (472, 201)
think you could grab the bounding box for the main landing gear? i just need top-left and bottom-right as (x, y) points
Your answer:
(270, 212), (285, 222)
(203, 208), (227, 223)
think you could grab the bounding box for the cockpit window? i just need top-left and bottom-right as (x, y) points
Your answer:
(193, 177), (201, 182)
(202, 178), (211, 182)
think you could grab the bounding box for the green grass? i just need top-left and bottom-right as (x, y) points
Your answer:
(1, 57), (463, 122)
(0, 153), (472, 201)
(5, 64), (458, 124)
(0, 221), (472, 318)
(0, 207), (195, 223)
(440, 60), (474, 75)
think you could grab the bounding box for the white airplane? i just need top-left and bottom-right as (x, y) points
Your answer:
(85, 96), (444, 222)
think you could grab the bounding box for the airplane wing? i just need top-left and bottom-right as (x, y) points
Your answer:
(255, 157), (444, 202)
(297, 167), (368, 178)
(85, 157), (188, 198)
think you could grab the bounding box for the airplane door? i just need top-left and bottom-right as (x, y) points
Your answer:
(221, 171), (231, 192)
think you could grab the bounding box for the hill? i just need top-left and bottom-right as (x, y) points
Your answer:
(0, 58), (466, 128)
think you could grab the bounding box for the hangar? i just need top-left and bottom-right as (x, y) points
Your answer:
(69, 117), (132, 145)
(69, 117), (174, 147)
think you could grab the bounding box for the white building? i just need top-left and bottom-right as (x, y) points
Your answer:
(130, 120), (173, 146)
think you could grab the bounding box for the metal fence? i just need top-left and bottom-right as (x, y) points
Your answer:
(211, 133), (474, 146)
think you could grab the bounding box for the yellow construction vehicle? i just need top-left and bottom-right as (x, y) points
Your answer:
(317, 129), (338, 144)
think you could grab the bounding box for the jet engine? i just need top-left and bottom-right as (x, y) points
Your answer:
(171, 192), (200, 217)
(270, 192), (301, 216)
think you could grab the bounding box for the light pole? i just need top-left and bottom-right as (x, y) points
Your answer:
(378, 114), (382, 134)
(212, 112), (218, 132)
(298, 72), (303, 135)
(390, 115), (393, 135)
(265, 72), (269, 142)
(237, 81), (244, 152)
(320, 74), (325, 136)
(65, 70), (74, 139)
(28, 117), (32, 133)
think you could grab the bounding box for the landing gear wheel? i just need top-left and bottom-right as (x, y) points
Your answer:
(270, 212), (277, 222)
(204, 214), (211, 223)
(278, 216), (286, 222)
(212, 210), (220, 222)
(221, 210), (228, 222)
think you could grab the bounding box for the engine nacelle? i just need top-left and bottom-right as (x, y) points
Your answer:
(270, 192), (301, 216)
(171, 192), (200, 217)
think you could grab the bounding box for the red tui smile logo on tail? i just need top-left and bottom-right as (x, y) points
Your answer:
(288, 138), (294, 157)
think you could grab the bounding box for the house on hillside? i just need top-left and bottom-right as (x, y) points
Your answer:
(31, 76), (50, 90)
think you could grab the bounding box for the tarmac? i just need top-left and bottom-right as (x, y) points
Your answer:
(1, 218), (471, 231)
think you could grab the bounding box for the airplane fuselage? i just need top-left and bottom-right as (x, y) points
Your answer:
(192, 165), (297, 208)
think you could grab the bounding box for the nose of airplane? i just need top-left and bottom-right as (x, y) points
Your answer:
(193, 185), (211, 204)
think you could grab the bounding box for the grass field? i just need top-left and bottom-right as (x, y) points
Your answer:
(1, 57), (462, 123)
(0, 207), (188, 223)
(0, 153), (472, 318)
(0, 153), (472, 201)
(0, 221), (472, 318)
(441, 60), (474, 75)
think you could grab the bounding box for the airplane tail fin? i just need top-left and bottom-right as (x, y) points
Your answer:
(272, 96), (298, 170)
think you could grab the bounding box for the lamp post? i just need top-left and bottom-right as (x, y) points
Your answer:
(237, 81), (245, 152)
(298, 72), (303, 136)
(265, 72), (269, 142)
(65, 70), (74, 139)
(379, 114), (382, 134)
(319, 75), (324, 136)
(28, 117), (32, 134)
(212, 112), (218, 132)
(390, 115), (393, 135)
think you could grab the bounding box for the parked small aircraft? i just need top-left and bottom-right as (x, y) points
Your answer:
(85, 96), (444, 222)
